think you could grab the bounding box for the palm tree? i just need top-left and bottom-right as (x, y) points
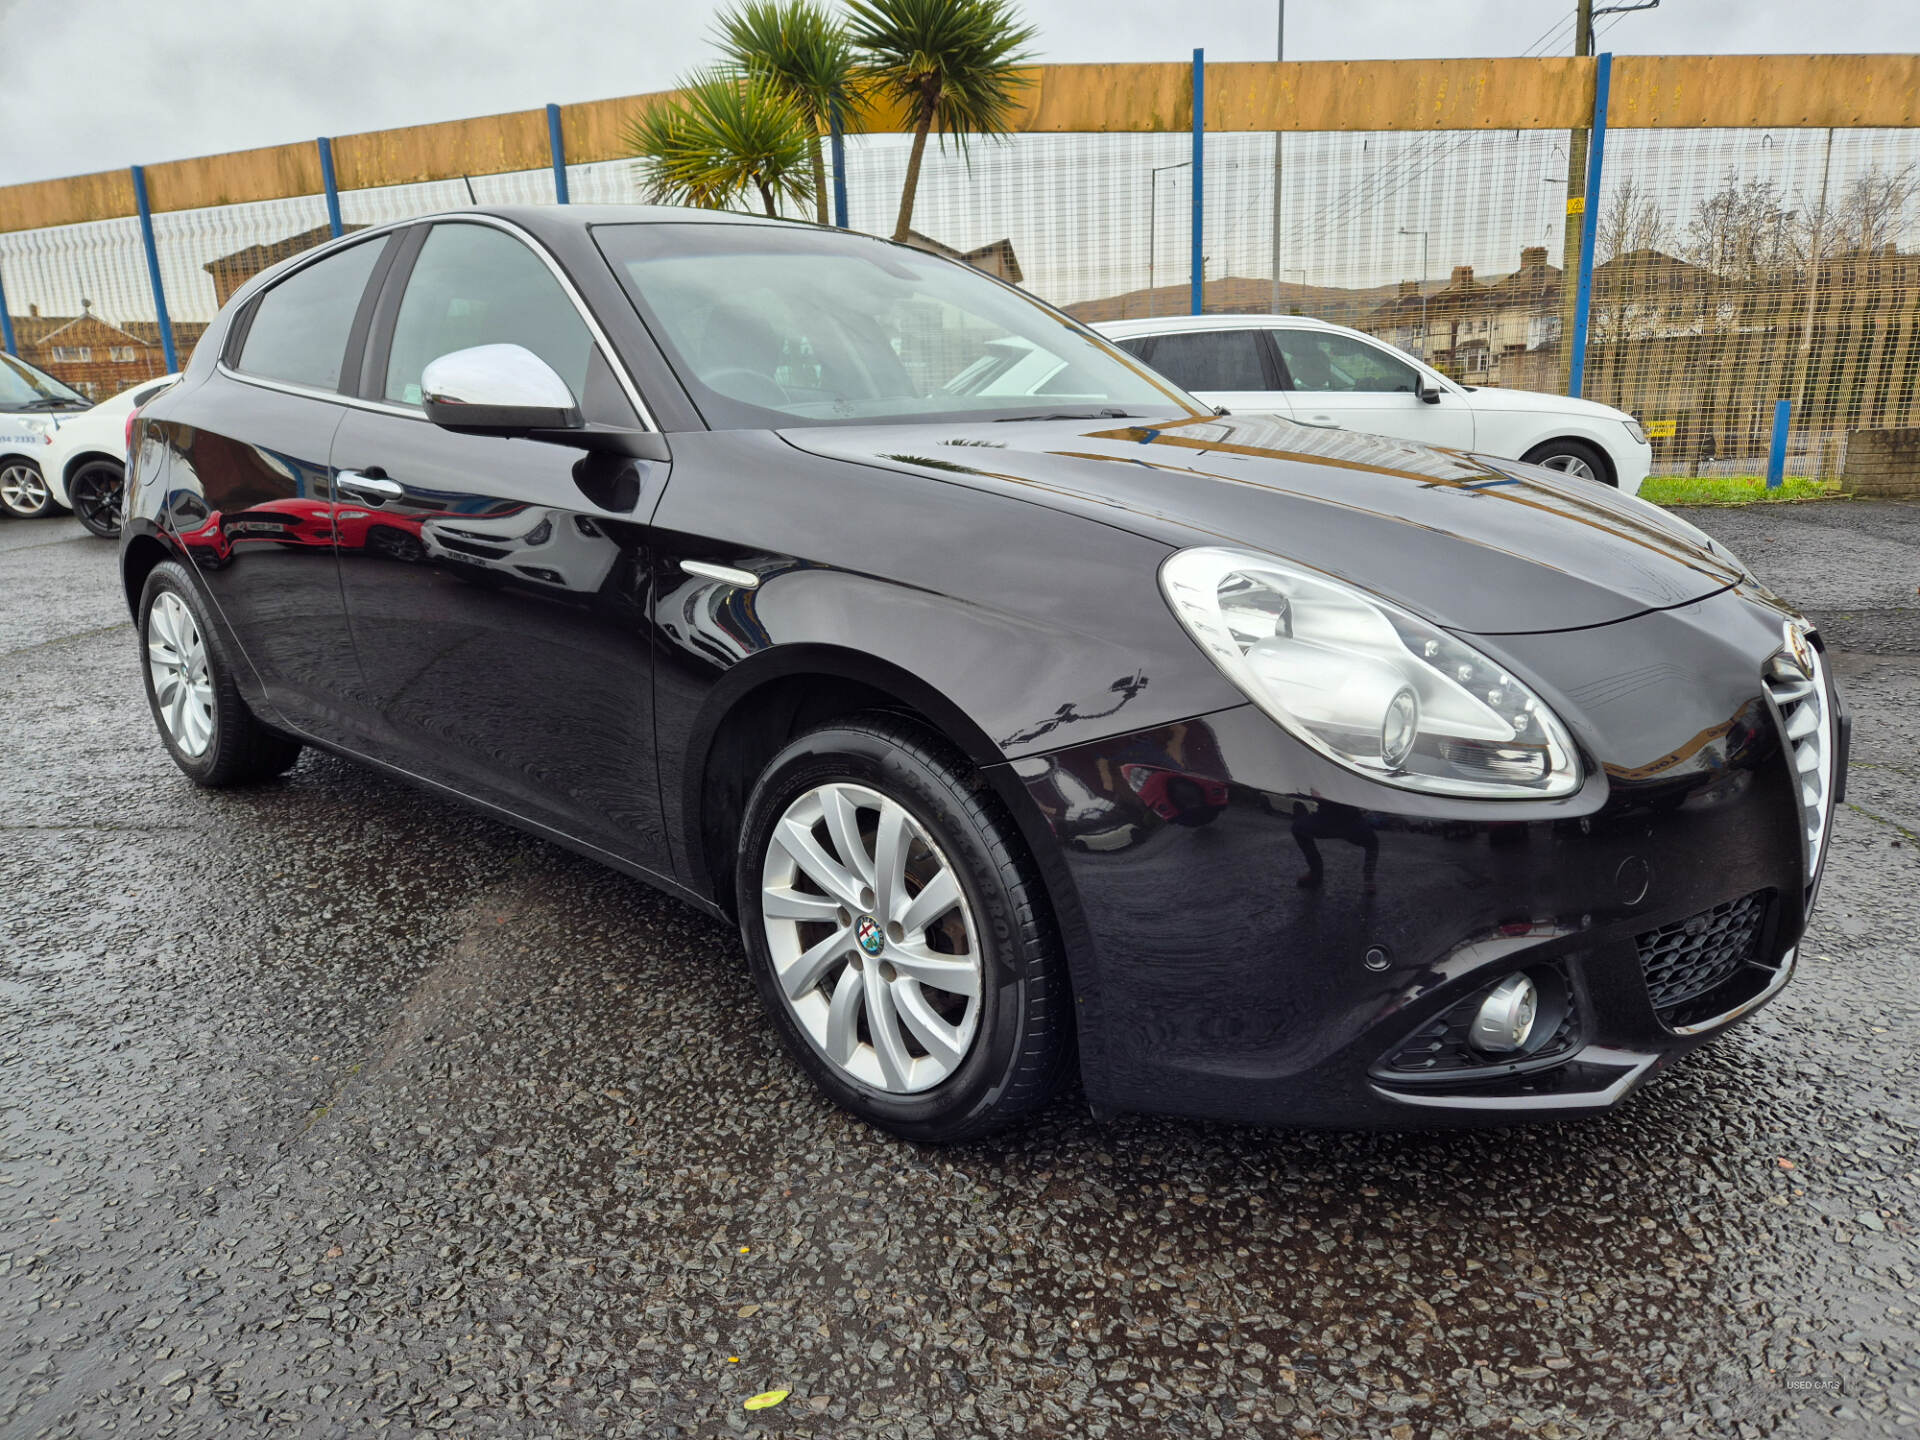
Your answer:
(715, 0), (858, 227)
(846, 0), (1037, 243)
(625, 69), (818, 218)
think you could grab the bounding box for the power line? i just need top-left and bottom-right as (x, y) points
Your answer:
(1259, 9), (1582, 270)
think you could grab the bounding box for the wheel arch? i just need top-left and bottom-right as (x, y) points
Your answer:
(685, 644), (1091, 962)
(1520, 432), (1618, 487)
(62, 449), (124, 485)
(121, 531), (173, 618)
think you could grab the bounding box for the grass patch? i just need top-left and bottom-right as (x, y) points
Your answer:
(1640, 474), (1844, 506)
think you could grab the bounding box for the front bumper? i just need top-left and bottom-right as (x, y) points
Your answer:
(1001, 585), (1840, 1128)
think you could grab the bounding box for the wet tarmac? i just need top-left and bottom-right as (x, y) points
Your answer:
(3, 502), (1918, 1439)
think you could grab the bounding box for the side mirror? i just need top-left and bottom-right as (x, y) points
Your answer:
(1417, 383), (1443, 405)
(421, 344), (582, 434)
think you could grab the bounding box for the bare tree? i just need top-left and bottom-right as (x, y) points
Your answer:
(1830, 163), (1920, 254)
(1599, 178), (1671, 262)
(1683, 172), (1800, 283)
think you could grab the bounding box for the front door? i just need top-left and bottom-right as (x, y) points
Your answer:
(1271, 328), (1476, 451)
(330, 220), (672, 872)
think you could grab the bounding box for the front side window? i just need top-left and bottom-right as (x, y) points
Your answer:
(1139, 330), (1270, 392)
(1275, 331), (1422, 394)
(236, 237), (386, 391)
(385, 224), (597, 408)
(594, 222), (1198, 428)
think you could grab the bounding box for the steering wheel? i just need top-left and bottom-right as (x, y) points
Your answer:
(703, 367), (791, 408)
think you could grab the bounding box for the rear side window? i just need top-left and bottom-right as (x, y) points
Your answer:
(1140, 330), (1269, 391)
(236, 239), (385, 391)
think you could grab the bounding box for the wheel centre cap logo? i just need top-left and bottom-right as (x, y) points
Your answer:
(855, 915), (885, 956)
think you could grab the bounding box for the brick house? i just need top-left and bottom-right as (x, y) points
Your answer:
(204, 223), (366, 306)
(1367, 247), (1566, 385)
(7, 302), (200, 399)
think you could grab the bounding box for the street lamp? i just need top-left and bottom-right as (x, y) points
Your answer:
(1399, 227), (1430, 359)
(1148, 160), (1192, 318)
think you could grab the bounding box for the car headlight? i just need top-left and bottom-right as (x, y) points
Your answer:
(1623, 417), (1649, 445)
(1160, 547), (1582, 798)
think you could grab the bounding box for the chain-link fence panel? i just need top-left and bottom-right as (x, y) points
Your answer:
(1590, 126), (1920, 478)
(1199, 127), (1572, 395)
(0, 215), (172, 398)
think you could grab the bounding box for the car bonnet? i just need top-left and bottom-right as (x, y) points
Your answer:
(776, 411), (1742, 636)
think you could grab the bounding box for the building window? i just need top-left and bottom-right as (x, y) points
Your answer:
(109, 346), (138, 362)
(51, 345), (92, 362)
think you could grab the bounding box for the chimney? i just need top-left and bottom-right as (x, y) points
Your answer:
(1450, 265), (1474, 288)
(28, 303), (38, 317)
(1398, 279), (1420, 297)
(1520, 246), (1547, 269)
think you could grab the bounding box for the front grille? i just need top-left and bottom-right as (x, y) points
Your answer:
(1764, 630), (1835, 881)
(1634, 889), (1773, 1026)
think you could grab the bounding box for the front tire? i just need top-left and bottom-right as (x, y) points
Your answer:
(138, 560), (303, 787)
(0, 459), (58, 518)
(736, 715), (1073, 1142)
(68, 459), (125, 538)
(1521, 438), (1614, 486)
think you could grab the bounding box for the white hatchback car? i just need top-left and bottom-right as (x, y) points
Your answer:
(41, 373), (179, 537)
(1094, 314), (1652, 496)
(0, 352), (95, 519)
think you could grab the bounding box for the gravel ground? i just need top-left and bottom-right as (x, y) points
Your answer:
(2, 502), (1917, 1440)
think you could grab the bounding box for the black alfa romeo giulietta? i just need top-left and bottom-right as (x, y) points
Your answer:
(120, 207), (1846, 1140)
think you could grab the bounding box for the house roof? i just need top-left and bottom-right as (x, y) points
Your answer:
(204, 223), (366, 279)
(902, 230), (1024, 284)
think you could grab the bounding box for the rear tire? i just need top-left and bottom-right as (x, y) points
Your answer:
(736, 714), (1073, 1142)
(68, 459), (125, 538)
(138, 560), (303, 787)
(1521, 438), (1614, 487)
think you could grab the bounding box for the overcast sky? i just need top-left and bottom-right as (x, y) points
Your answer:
(0, 0), (1914, 188)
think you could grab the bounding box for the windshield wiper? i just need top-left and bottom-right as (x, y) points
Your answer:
(992, 408), (1142, 422)
(18, 397), (87, 411)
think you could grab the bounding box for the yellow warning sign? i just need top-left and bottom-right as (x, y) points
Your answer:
(1566, 196), (1586, 216)
(1646, 419), (1677, 439)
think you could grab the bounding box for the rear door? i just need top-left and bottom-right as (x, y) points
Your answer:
(160, 232), (395, 736)
(329, 219), (672, 870)
(1270, 328), (1475, 450)
(1117, 329), (1293, 417)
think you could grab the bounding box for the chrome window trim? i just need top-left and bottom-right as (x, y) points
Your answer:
(218, 363), (427, 420)
(222, 211), (662, 434)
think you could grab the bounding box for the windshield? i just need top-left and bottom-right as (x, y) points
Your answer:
(594, 222), (1202, 428)
(0, 353), (89, 409)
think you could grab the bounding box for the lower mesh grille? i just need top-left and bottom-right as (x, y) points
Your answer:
(1634, 890), (1772, 1025)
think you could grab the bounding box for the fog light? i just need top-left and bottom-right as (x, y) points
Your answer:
(1470, 974), (1539, 1054)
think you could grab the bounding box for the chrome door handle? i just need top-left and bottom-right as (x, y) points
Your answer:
(337, 470), (402, 498)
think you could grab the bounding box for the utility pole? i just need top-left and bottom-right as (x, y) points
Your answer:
(1269, 0), (1285, 315)
(1557, 0), (1594, 394)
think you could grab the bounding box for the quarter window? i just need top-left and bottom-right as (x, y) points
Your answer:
(384, 224), (597, 409)
(1274, 331), (1422, 394)
(1137, 330), (1269, 392)
(237, 238), (385, 391)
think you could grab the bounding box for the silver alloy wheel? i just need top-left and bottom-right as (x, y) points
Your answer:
(1539, 453), (1598, 482)
(0, 462), (49, 515)
(760, 782), (982, 1094)
(146, 591), (216, 757)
